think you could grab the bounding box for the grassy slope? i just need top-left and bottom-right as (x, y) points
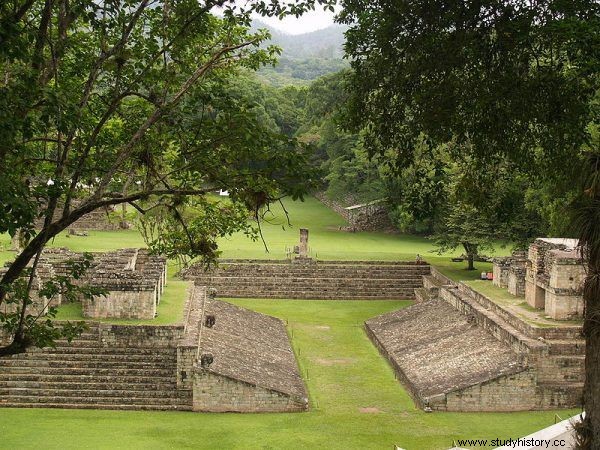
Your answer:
(0, 300), (577, 449)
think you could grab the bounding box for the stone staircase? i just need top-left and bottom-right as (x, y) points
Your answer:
(0, 324), (192, 410)
(182, 260), (430, 300)
(414, 269), (451, 302)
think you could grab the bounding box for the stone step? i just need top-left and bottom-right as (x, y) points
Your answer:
(27, 347), (177, 355)
(214, 286), (419, 292)
(7, 352), (177, 363)
(0, 366), (176, 377)
(0, 394), (189, 406)
(217, 291), (415, 300)
(546, 339), (586, 356)
(0, 402), (193, 411)
(45, 339), (100, 348)
(194, 275), (424, 283)
(0, 380), (178, 391)
(206, 263), (428, 270)
(217, 259), (426, 266)
(0, 387), (190, 399)
(207, 287), (421, 294)
(0, 373), (176, 384)
(196, 279), (423, 295)
(0, 359), (176, 370)
(208, 284), (420, 290)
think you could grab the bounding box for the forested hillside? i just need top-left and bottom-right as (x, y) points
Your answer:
(252, 20), (349, 86)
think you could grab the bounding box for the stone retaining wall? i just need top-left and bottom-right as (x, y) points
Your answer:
(193, 371), (306, 413)
(313, 193), (394, 232)
(182, 259), (430, 300)
(97, 323), (183, 348)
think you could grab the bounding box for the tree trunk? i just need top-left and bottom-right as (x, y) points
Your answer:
(575, 154), (600, 449)
(467, 253), (475, 270)
(577, 261), (600, 449)
(462, 242), (477, 271)
(0, 332), (31, 357)
(0, 200), (103, 305)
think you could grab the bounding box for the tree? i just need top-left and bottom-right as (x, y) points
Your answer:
(340, 0), (600, 446)
(386, 141), (545, 269)
(435, 202), (494, 271)
(0, 0), (334, 355)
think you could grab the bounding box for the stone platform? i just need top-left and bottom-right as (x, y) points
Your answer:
(0, 286), (306, 413)
(0, 248), (167, 320)
(192, 297), (308, 412)
(366, 298), (528, 411)
(181, 259), (430, 300)
(367, 268), (584, 411)
(0, 323), (192, 410)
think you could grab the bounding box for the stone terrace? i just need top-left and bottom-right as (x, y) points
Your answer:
(182, 259), (430, 300)
(368, 268), (584, 411)
(82, 248), (167, 319)
(1, 247), (168, 319)
(192, 295), (308, 412)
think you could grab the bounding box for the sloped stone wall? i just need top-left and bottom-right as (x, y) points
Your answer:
(178, 286), (308, 413)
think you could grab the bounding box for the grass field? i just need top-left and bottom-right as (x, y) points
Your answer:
(0, 196), (565, 449)
(0, 196), (501, 323)
(0, 300), (578, 449)
(0, 196), (502, 276)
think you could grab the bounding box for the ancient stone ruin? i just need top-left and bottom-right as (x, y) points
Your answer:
(492, 239), (585, 321)
(0, 286), (307, 413)
(181, 259), (430, 300)
(314, 193), (394, 232)
(179, 287), (308, 412)
(493, 251), (528, 296)
(0, 248), (167, 320)
(367, 267), (584, 411)
(525, 238), (585, 320)
(81, 248), (167, 319)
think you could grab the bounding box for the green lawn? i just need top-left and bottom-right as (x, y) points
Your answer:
(0, 299), (578, 450)
(0, 196), (509, 323)
(0, 195), (509, 277)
